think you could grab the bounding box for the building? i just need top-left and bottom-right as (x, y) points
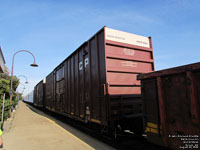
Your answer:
(0, 46), (6, 73)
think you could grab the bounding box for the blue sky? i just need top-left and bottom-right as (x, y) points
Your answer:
(1, 0), (200, 96)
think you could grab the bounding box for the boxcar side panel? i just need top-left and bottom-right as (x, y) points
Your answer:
(139, 62), (200, 149)
(97, 30), (107, 124)
(78, 49), (84, 119)
(34, 80), (44, 107)
(57, 29), (106, 124)
(104, 27), (154, 133)
(90, 36), (101, 122)
(83, 44), (91, 122)
(88, 31), (106, 124)
(104, 28), (154, 95)
(71, 56), (75, 115)
(67, 59), (71, 114)
(141, 79), (163, 145)
(74, 52), (79, 117)
(45, 72), (54, 111)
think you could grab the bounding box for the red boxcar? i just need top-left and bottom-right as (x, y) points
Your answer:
(138, 62), (200, 149)
(44, 27), (154, 134)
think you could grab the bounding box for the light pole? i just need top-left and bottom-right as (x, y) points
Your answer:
(9, 50), (38, 105)
(17, 75), (29, 84)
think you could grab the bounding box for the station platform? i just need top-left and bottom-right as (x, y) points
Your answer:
(3, 101), (115, 150)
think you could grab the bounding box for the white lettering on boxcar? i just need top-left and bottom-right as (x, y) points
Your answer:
(123, 48), (135, 56)
(121, 61), (137, 67)
(84, 58), (89, 68)
(79, 61), (83, 70)
(105, 27), (150, 48)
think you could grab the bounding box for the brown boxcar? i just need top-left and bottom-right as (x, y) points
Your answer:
(138, 62), (200, 149)
(34, 79), (45, 107)
(44, 27), (154, 134)
(45, 71), (54, 110)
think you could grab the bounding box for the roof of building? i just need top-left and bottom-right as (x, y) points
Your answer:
(0, 46), (6, 73)
(0, 46), (6, 64)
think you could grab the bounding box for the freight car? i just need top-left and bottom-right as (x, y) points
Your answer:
(23, 90), (34, 104)
(138, 62), (200, 150)
(33, 79), (46, 108)
(34, 27), (155, 137)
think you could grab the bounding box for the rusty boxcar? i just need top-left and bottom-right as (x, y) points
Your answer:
(34, 79), (46, 107)
(138, 62), (200, 149)
(44, 27), (154, 134)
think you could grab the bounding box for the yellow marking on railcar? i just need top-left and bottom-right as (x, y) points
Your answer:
(147, 122), (158, 129)
(145, 127), (159, 134)
(91, 118), (101, 124)
(150, 128), (159, 134)
(145, 127), (151, 132)
(145, 122), (161, 134)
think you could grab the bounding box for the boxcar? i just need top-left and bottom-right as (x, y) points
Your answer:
(138, 62), (200, 149)
(45, 71), (54, 111)
(23, 90), (34, 104)
(44, 27), (154, 134)
(34, 79), (46, 107)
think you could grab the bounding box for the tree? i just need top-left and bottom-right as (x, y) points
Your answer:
(0, 73), (19, 100)
(0, 78), (10, 99)
(0, 66), (20, 120)
(4, 66), (9, 75)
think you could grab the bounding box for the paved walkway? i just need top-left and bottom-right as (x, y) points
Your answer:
(3, 101), (114, 150)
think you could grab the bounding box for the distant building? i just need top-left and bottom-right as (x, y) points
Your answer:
(0, 46), (6, 73)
